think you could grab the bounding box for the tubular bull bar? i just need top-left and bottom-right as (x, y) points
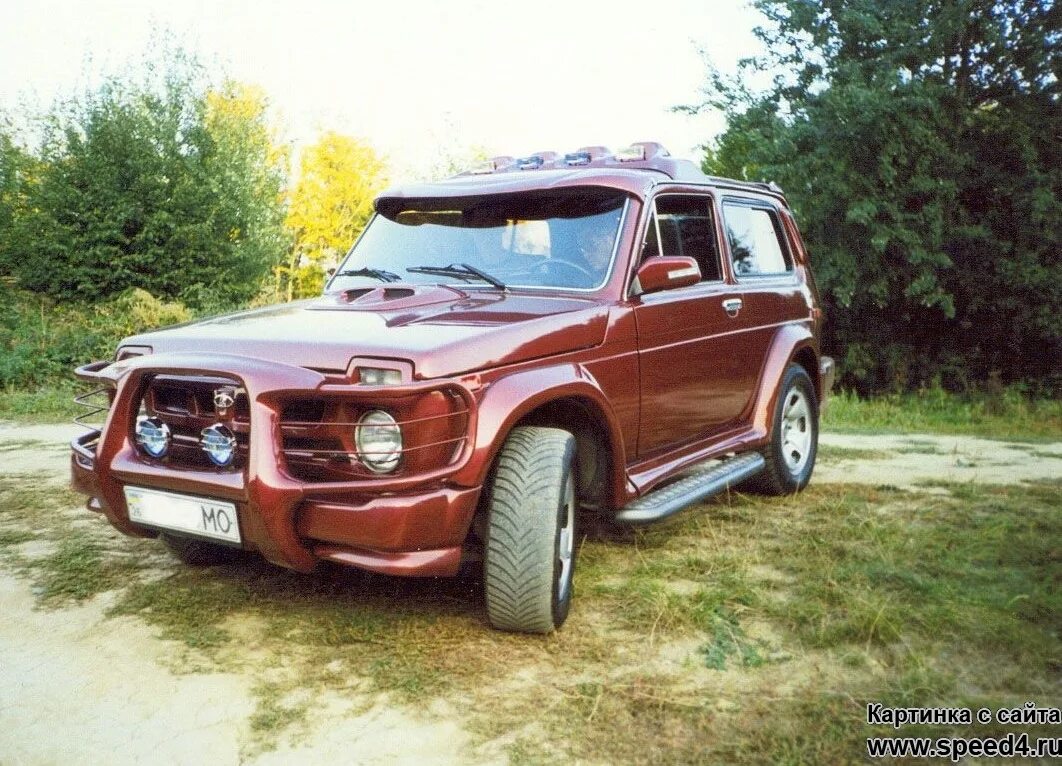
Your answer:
(71, 353), (480, 575)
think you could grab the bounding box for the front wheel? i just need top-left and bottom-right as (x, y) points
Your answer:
(483, 426), (577, 633)
(751, 364), (819, 495)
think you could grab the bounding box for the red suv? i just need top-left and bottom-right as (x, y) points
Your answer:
(72, 142), (834, 633)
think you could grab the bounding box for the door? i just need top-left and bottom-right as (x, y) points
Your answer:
(718, 197), (807, 383)
(633, 193), (758, 457)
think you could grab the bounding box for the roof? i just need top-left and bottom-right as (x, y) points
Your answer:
(375, 142), (787, 211)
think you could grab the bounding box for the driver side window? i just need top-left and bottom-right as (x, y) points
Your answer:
(639, 195), (722, 282)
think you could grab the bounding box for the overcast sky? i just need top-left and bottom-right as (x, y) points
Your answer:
(0, 0), (766, 179)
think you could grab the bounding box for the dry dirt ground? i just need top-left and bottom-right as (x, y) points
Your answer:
(0, 424), (472, 766)
(0, 423), (1058, 765)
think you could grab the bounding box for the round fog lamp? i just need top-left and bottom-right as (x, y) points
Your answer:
(201, 424), (237, 467)
(355, 410), (402, 473)
(135, 417), (171, 458)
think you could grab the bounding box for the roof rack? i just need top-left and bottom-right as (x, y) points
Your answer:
(704, 176), (786, 196)
(451, 142), (787, 203)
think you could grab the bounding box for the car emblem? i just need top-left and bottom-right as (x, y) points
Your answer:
(213, 387), (236, 416)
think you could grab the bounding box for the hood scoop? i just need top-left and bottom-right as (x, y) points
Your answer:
(314, 284), (469, 312)
(342, 287), (414, 302)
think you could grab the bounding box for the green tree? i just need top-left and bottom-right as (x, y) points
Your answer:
(0, 118), (29, 276)
(283, 132), (387, 299)
(4, 50), (288, 309)
(688, 0), (1061, 393)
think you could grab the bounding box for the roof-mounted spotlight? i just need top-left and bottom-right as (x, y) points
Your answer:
(516, 151), (557, 170)
(616, 141), (670, 162)
(516, 155), (544, 170)
(564, 145), (611, 166)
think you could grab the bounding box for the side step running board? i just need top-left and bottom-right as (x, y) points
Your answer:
(614, 452), (766, 525)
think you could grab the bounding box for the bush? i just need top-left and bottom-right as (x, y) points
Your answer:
(0, 288), (194, 388)
(94, 288), (193, 341)
(0, 50), (287, 309)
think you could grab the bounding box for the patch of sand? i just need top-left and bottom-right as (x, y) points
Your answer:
(0, 574), (255, 765)
(0, 423), (82, 481)
(0, 572), (478, 765)
(816, 432), (1060, 489)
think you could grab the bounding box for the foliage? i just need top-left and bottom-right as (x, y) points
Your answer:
(0, 287), (192, 389)
(823, 385), (1062, 441)
(0, 51), (288, 308)
(0, 383), (82, 423)
(282, 132), (387, 298)
(0, 120), (28, 267)
(688, 0), (1062, 394)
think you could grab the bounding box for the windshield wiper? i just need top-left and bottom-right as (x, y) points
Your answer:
(333, 267), (403, 283)
(406, 263), (507, 291)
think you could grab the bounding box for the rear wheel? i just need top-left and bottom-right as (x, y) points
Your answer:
(750, 364), (819, 495)
(161, 534), (240, 566)
(484, 426), (577, 633)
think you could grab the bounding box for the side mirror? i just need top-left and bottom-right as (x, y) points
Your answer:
(632, 256), (701, 296)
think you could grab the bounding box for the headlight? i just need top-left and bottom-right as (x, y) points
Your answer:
(358, 367), (402, 385)
(200, 424), (237, 467)
(135, 417), (171, 458)
(355, 410), (402, 473)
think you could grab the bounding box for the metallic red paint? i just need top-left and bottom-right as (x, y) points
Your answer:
(71, 156), (830, 578)
(632, 255), (702, 294)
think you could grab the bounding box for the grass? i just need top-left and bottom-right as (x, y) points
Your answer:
(247, 681), (313, 749)
(0, 382), (81, 423)
(894, 441), (944, 454)
(698, 605), (766, 670)
(31, 534), (143, 603)
(0, 475), (151, 604)
(816, 444), (890, 463)
(0, 474), (89, 530)
(824, 387), (1062, 441)
(0, 528), (35, 546)
(1, 465), (1058, 761)
(765, 482), (1059, 659)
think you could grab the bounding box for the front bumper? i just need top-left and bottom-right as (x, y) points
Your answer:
(71, 353), (481, 577)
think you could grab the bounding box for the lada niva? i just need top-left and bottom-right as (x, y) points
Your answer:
(71, 142), (835, 633)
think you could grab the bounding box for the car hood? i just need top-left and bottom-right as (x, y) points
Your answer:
(119, 286), (610, 380)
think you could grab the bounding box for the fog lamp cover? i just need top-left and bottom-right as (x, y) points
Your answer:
(201, 424), (237, 467)
(135, 417), (171, 458)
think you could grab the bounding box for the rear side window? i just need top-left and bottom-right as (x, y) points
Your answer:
(722, 203), (791, 276)
(640, 195), (722, 282)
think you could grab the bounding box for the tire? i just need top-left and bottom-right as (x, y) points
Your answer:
(484, 426), (577, 633)
(161, 533), (240, 566)
(749, 364), (819, 495)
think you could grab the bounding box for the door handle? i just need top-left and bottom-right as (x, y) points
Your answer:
(722, 298), (743, 317)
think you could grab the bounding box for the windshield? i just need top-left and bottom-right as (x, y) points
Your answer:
(327, 189), (628, 291)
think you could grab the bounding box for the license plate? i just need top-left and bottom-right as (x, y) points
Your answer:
(124, 486), (241, 544)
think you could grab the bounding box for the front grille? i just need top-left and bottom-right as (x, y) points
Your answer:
(120, 369), (473, 483)
(139, 375), (249, 470)
(279, 390), (472, 482)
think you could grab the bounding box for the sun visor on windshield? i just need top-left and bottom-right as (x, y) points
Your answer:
(375, 187), (629, 224)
